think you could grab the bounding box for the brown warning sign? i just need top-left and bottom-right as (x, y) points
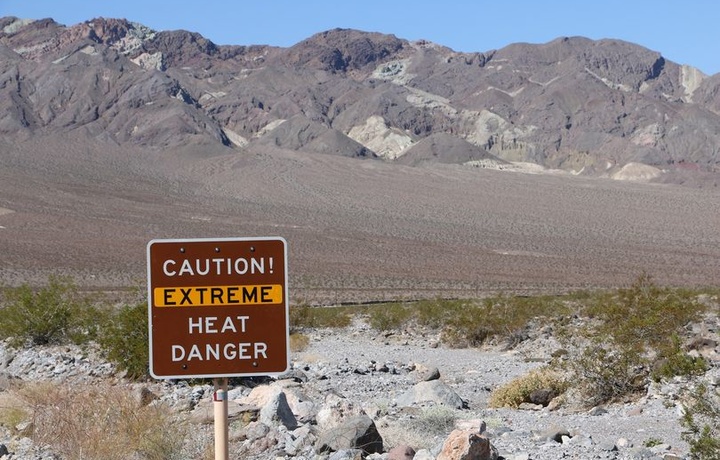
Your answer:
(147, 237), (289, 379)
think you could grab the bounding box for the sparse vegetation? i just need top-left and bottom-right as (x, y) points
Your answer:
(488, 366), (568, 409)
(289, 304), (353, 330)
(289, 332), (310, 352)
(8, 382), (186, 460)
(0, 276), (106, 347)
(562, 274), (710, 406)
(681, 383), (720, 460)
(98, 301), (150, 380)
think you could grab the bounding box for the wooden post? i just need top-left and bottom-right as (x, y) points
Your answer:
(213, 378), (229, 460)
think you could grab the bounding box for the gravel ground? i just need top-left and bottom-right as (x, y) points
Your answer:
(293, 323), (696, 459)
(1, 317), (717, 459)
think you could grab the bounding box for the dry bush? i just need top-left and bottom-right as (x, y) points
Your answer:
(289, 332), (310, 352)
(488, 366), (567, 408)
(379, 406), (458, 451)
(12, 382), (185, 460)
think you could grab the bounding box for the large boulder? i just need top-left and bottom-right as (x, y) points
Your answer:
(437, 429), (498, 460)
(316, 414), (383, 455)
(396, 380), (465, 408)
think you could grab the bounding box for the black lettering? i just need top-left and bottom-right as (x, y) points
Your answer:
(242, 286), (257, 303)
(227, 287), (239, 304)
(261, 286), (272, 303)
(164, 288), (176, 306)
(196, 287), (207, 304)
(211, 288), (223, 304)
(179, 288), (193, 305)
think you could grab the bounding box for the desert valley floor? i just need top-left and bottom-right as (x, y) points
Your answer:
(1, 133), (719, 302)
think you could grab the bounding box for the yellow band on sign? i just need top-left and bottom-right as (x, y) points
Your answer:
(154, 284), (283, 307)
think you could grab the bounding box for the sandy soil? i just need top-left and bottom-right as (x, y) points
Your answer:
(0, 133), (719, 303)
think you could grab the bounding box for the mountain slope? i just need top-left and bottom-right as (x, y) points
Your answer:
(1, 16), (719, 186)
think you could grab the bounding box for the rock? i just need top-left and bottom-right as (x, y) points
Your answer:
(413, 449), (435, 460)
(328, 449), (364, 460)
(396, 380), (464, 408)
(277, 369), (309, 383)
(414, 364), (441, 382)
(316, 414), (384, 455)
(588, 406), (608, 416)
(455, 419), (487, 433)
(517, 402), (543, 411)
(528, 388), (556, 406)
(134, 385), (158, 407)
(316, 393), (367, 432)
(387, 444), (416, 459)
(259, 390), (298, 430)
(0, 444), (8, 456)
(437, 429), (498, 460)
(534, 425), (570, 443)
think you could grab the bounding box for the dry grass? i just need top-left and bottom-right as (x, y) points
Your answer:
(488, 366), (568, 409)
(7, 382), (186, 460)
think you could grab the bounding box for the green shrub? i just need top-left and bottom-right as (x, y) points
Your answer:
(406, 406), (458, 438)
(440, 295), (570, 348)
(584, 274), (705, 353)
(98, 302), (149, 380)
(651, 335), (708, 382)
(561, 274), (711, 406)
(367, 302), (412, 331)
(289, 304), (353, 330)
(568, 344), (647, 406)
(681, 383), (720, 460)
(0, 276), (103, 347)
(488, 366), (567, 408)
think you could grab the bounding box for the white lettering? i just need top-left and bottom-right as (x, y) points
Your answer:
(236, 316), (249, 333)
(188, 317), (202, 334)
(205, 316), (217, 333)
(163, 260), (176, 276)
(220, 316), (236, 333)
(161, 257), (270, 276)
(171, 345), (185, 361)
(187, 344), (202, 360)
(168, 342), (269, 362)
(178, 259), (193, 276)
(234, 258), (248, 274)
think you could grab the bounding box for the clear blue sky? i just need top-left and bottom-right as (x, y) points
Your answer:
(2, 0), (718, 75)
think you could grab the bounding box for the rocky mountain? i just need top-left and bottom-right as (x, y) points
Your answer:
(1, 16), (719, 185)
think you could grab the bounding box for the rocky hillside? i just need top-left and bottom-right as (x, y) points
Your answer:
(1, 16), (719, 185)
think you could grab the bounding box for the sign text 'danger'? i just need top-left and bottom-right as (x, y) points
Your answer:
(154, 284), (282, 307)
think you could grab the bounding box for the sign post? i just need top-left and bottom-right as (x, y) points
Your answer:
(147, 237), (289, 459)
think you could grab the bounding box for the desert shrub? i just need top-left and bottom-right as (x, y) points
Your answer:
(98, 301), (149, 380)
(584, 273), (705, 353)
(289, 332), (310, 352)
(367, 302), (413, 331)
(651, 335), (708, 382)
(567, 344), (647, 406)
(289, 304), (354, 330)
(0, 276), (104, 346)
(13, 382), (185, 460)
(407, 406), (458, 438)
(380, 406), (458, 451)
(561, 274), (711, 406)
(488, 366), (568, 408)
(681, 383), (720, 460)
(440, 295), (570, 348)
